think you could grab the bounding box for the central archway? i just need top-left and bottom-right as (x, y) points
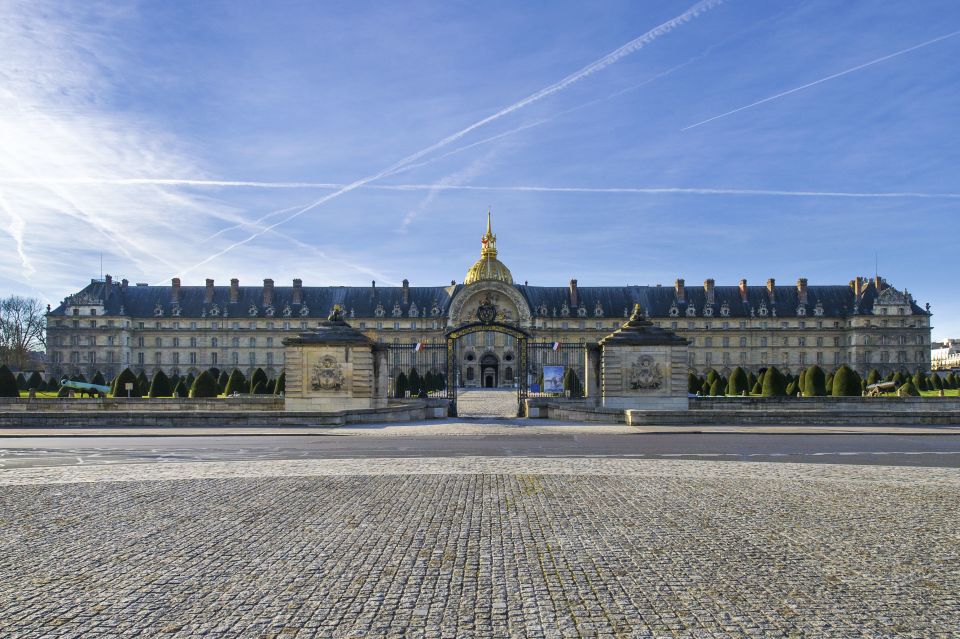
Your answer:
(446, 321), (529, 417)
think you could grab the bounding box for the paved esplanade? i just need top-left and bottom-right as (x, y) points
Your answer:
(2, 435), (959, 637)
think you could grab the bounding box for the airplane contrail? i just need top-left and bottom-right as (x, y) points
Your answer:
(7, 176), (959, 199)
(370, 184), (960, 199)
(682, 28), (960, 130)
(175, 0), (725, 277)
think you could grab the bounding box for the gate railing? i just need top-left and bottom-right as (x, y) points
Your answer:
(385, 342), (449, 399)
(527, 342), (587, 398)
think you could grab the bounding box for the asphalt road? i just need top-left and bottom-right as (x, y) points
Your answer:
(2, 432), (960, 469)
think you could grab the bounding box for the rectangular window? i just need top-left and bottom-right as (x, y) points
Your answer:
(249, 352), (255, 365)
(722, 337), (729, 347)
(173, 337), (180, 347)
(266, 337), (273, 347)
(739, 337), (747, 347)
(739, 351), (747, 364)
(249, 338), (256, 348)
(173, 352), (180, 364)
(267, 352), (274, 365)
(211, 352), (218, 366)
(154, 352), (161, 365)
(155, 337), (162, 347)
(816, 352), (823, 364)
(137, 352), (144, 365)
(190, 352), (197, 364)
(232, 352), (239, 365)
(190, 337), (197, 347)
(705, 352), (712, 365)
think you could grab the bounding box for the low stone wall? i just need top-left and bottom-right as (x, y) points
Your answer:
(627, 409), (960, 426)
(524, 399), (626, 423)
(0, 399), (452, 428)
(690, 396), (960, 413)
(0, 396), (285, 412)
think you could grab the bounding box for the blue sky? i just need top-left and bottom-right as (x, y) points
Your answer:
(1, 0), (958, 338)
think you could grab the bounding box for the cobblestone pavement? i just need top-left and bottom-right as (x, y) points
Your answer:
(456, 389), (521, 418)
(1, 458), (958, 638)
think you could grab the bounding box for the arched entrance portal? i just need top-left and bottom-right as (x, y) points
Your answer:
(446, 321), (529, 417)
(481, 353), (499, 388)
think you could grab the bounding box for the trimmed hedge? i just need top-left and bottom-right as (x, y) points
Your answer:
(802, 365), (827, 397)
(148, 370), (172, 398)
(761, 366), (787, 397)
(224, 369), (247, 395)
(0, 366), (20, 397)
(111, 368), (143, 398)
(898, 381), (920, 397)
(727, 367), (749, 396)
(190, 370), (220, 398)
(831, 365), (862, 397)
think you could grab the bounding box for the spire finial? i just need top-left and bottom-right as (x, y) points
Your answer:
(486, 208), (492, 235)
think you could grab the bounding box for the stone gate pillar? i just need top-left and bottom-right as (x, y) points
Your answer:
(584, 343), (602, 406)
(598, 304), (689, 410)
(282, 308), (387, 411)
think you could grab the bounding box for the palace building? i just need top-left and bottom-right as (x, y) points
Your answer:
(46, 214), (933, 385)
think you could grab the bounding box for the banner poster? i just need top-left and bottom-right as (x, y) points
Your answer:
(542, 366), (565, 394)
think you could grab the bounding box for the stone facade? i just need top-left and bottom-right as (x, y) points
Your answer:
(45, 218), (933, 384)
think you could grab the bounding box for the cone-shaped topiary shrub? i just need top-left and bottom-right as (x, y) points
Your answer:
(408, 368), (422, 395)
(911, 369), (926, 391)
(250, 368), (268, 393)
(251, 381), (266, 395)
(688, 373), (700, 394)
(274, 371), (286, 395)
(148, 370), (172, 398)
(892, 371), (905, 387)
(172, 379), (188, 398)
(189, 370), (220, 398)
(825, 372), (834, 392)
(928, 373), (943, 391)
(217, 370), (229, 393)
(16, 372), (27, 390)
(395, 372), (408, 397)
(798, 369), (807, 392)
(111, 368), (141, 397)
(832, 365), (862, 397)
(761, 366), (787, 397)
(802, 365), (827, 397)
(563, 368), (583, 398)
(786, 380), (799, 396)
(866, 369), (881, 386)
(947, 373), (958, 389)
(0, 365), (20, 397)
(751, 379), (762, 395)
(27, 371), (43, 391)
(135, 370), (148, 393)
(727, 367), (749, 396)
(224, 369), (246, 396)
(705, 369), (719, 385)
(91, 371), (106, 387)
(898, 381), (920, 397)
(709, 378), (722, 396)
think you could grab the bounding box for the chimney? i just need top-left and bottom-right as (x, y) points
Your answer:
(853, 277), (863, 298)
(171, 278), (181, 304)
(569, 279), (578, 307)
(230, 278), (239, 304)
(104, 274), (112, 301)
(797, 278), (808, 305)
(371, 280), (376, 297)
(874, 274), (882, 291)
(675, 278), (685, 303)
(121, 278), (129, 293)
(739, 278), (748, 303)
(263, 279), (274, 307)
(766, 278), (776, 302)
(292, 278), (303, 305)
(402, 278), (409, 305)
(204, 279), (215, 304)
(704, 279), (715, 305)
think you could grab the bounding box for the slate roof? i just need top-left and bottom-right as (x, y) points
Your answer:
(50, 278), (928, 319)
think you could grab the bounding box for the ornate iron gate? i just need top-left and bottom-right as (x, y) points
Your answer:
(445, 321), (529, 417)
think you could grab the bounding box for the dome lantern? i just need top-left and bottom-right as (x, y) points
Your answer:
(464, 211), (513, 285)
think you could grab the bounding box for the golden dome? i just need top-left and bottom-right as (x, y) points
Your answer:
(464, 211), (513, 286)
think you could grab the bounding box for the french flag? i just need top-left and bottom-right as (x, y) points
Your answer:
(551, 341), (560, 351)
(413, 342), (424, 352)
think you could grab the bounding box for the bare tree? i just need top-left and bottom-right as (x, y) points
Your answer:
(0, 296), (46, 370)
